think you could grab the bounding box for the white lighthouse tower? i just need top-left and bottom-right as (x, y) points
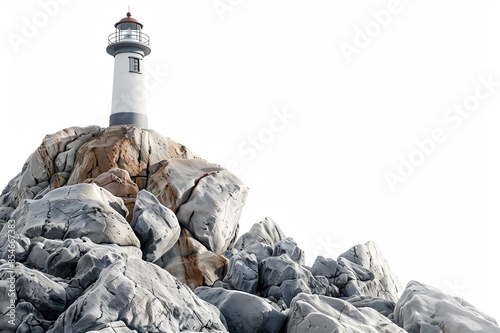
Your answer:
(106, 11), (151, 128)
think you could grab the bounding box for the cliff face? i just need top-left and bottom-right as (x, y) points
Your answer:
(0, 126), (499, 333)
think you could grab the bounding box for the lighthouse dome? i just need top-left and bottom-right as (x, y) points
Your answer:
(115, 12), (144, 30)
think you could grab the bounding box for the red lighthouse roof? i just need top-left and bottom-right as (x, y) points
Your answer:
(115, 12), (144, 28)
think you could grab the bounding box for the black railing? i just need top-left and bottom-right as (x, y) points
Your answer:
(108, 30), (150, 45)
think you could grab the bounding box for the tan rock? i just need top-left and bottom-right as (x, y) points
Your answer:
(85, 168), (139, 222)
(0, 126), (101, 208)
(155, 228), (228, 290)
(67, 126), (195, 190)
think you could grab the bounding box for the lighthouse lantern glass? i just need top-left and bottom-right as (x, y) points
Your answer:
(116, 22), (142, 31)
(115, 22), (143, 43)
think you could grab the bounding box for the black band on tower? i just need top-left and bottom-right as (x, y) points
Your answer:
(109, 112), (148, 128)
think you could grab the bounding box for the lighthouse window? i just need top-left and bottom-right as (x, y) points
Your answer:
(129, 57), (141, 74)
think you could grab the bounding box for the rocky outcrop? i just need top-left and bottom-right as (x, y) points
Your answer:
(394, 281), (500, 333)
(0, 126), (195, 216)
(0, 125), (499, 332)
(337, 241), (402, 302)
(0, 126), (101, 209)
(67, 126), (195, 189)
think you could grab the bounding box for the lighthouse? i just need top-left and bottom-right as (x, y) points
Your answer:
(106, 12), (151, 128)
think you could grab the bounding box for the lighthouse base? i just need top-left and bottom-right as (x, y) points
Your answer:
(109, 112), (148, 128)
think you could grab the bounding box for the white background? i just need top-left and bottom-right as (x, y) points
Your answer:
(2, 0), (500, 322)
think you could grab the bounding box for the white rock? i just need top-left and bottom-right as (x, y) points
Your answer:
(233, 217), (286, 261)
(148, 158), (248, 254)
(287, 293), (408, 333)
(131, 190), (181, 262)
(48, 257), (227, 332)
(394, 280), (500, 333)
(11, 183), (140, 248)
(338, 241), (402, 302)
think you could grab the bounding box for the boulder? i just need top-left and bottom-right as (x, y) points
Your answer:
(337, 241), (402, 302)
(346, 295), (396, 318)
(195, 287), (286, 333)
(11, 183), (140, 248)
(233, 217), (286, 262)
(130, 190), (180, 262)
(287, 293), (407, 333)
(394, 281), (500, 333)
(273, 237), (304, 265)
(0, 262), (68, 323)
(48, 257), (227, 333)
(46, 237), (142, 281)
(223, 251), (259, 294)
(259, 254), (328, 306)
(147, 158), (248, 254)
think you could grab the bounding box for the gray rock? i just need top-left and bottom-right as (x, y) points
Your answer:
(259, 254), (313, 289)
(87, 321), (139, 333)
(233, 217), (286, 261)
(337, 241), (402, 302)
(273, 237), (304, 265)
(311, 256), (341, 278)
(346, 295), (396, 318)
(223, 251), (259, 294)
(394, 280), (500, 333)
(0, 262), (68, 323)
(0, 222), (30, 262)
(1, 301), (53, 333)
(131, 190), (181, 262)
(259, 254), (327, 306)
(0, 207), (14, 223)
(287, 293), (408, 333)
(48, 256), (227, 333)
(269, 278), (311, 307)
(70, 241), (143, 290)
(24, 240), (58, 271)
(45, 237), (142, 283)
(195, 287), (287, 333)
(11, 183), (140, 248)
(148, 158), (248, 254)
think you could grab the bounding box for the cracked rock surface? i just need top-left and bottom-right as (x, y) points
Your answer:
(147, 158), (248, 254)
(394, 281), (500, 333)
(286, 293), (407, 333)
(47, 256), (226, 333)
(0, 125), (499, 332)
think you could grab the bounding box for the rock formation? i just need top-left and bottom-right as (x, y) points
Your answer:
(0, 125), (499, 332)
